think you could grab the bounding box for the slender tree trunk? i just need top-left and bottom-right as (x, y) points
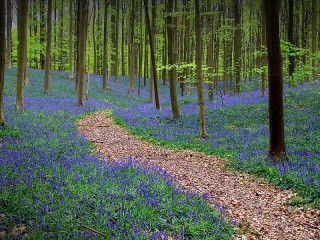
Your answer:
(102, 0), (109, 92)
(68, 0), (73, 79)
(86, 23), (91, 100)
(207, 1), (214, 101)
(195, 0), (206, 138)
(16, 0), (29, 111)
(40, 0), (45, 69)
(128, 0), (135, 92)
(233, 0), (241, 94)
(145, 0), (160, 109)
(144, 28), (148, 86)
(264, 0), (286, 163)
(59, 0), (64, 71)
(78, 0), (88, 106)
(75, 0), (80, 92)
(6, 0), (12, 69)
(0, 0), (5, 124)
(166, 0), (180, 118)
(44, 0), (52, 94)
(114, 0), (120, 82)
(121, 4), (126, 77)
(261, 0), (267, 96)
(288, 0), (294, 83)
(311, 0), (317, 80)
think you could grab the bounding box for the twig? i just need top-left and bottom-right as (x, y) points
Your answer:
(76, 221), (106, 237)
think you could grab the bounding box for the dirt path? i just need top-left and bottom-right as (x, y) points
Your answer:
(77, 110), (320, 239)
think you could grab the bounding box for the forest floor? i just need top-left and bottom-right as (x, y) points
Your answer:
(78, 110), (320, 240)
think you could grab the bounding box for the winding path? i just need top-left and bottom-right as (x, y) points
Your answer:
(77, 110), (320, 240)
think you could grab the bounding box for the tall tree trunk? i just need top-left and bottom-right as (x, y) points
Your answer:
(207, 1), (214, 101)
(6, 0), (12, 69)
(102, 0), (109, 92)
(40, 0), (45, 69)
(0, 0), (5, 124)
(59, 0), (64, 71)
(311, 0), (317, 80)
(44, 0), (52, 94)
(16, 0), (29, 111)
(121, 3), (126, 77)
(287, 0), (294, 83)
(68, 0), (73, 79)
(148, 0), (160, 109)
(77, 0), (88, 106)
(264, 0), (286, 163)
(233, 0), (242, 94)
(195, 0), (206, 138)
(166, 0), (180, 118)
(261, 0), (267, 96)
(128, 0), (135, 92)
(114, 0), (120, 82)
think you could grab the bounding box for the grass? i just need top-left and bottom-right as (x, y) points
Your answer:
(0, 67), (233, 239)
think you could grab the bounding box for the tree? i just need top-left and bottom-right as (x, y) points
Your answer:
(68, 0), (73, 79)
(233, 0), (242, 94)
(16, 0), (29, 111)
(311, 0), (317, 79)
(264, 0), (286, 163)
(287, 0), (294, 82)
(44, 0), (53, 94)
(166, 0), (180, 118)
(102, 0), (109, 93)
(77, 0), (88, 106)
(6, 0), (12, 69)
(144, 0), (161, 110)
(206, 1), (214, 101)
(195, 0), (207, 138)
(0, 0), (6, 124)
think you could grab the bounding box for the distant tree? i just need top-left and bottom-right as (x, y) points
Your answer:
(68, 0), (73, 79)
(114, 0), (120, 82)
(287, 0), (294, 82)
(144, 0), (160, 110)
(40, 0), (45, 69)
(44, 0), (53, 94)
(195, 0), (206, 138)
(166, 0), (180, 118)
(77, 0), (88, 106)
(264, 0), (286, 163)
(233, 0), (242, 94)
(102, 0), (109, 93)
(311, 0), (317, 79)
(260, 0), (267, 96)
(16, 0), (29, 111)
(0, 0), (6, 124)
(206, 1), (214, 101)
(6, 0), (12, 69)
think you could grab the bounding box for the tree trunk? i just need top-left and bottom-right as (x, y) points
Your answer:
(59, 0), (64, 71)
(311, 0), (317, 80)
(77, 0), (88, 106)
(233, 0), (241, 94)
(6, 0), (12, 69)
(128, 0), (135, 92)
(16, 0), (29, 111)
(261, 0), (267, 96)
(147, 0), (160, 109)
(102, 0), (109, 92)
(0, 0), (5, 124)
(44, 0), (52, 94)
(40, 0), (45, 69)
(166, 0), (180, 118)
(207, 1), (214, 101)
(195, 0), (206, 138)
(68, 0), (73, 79)
(287, 0), (294, 83)
(114, 0), (120, 82)
(264, 0), (286, 163)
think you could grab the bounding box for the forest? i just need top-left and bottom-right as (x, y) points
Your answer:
(0, 0), (319, 239)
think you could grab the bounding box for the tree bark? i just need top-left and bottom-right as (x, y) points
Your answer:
(166, 0), (180, 118)
(287, 0), (294, 82)
(233, 0), (242, 94)
(102, 0), (109, 92)
(59, 0), (64, 71)
(0, 0), (6, 124)
(16, 0), (29, 111)
(195, 0), (206, 138)
(114, 0), (120, 82)
(6, 0), (12, 69)
(77, 0), (88, 106)
(264, 0), (286, 163)
(44, 0), (52, 94)
(311, 0), (317, 80)
(68, 0), (73, 79)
